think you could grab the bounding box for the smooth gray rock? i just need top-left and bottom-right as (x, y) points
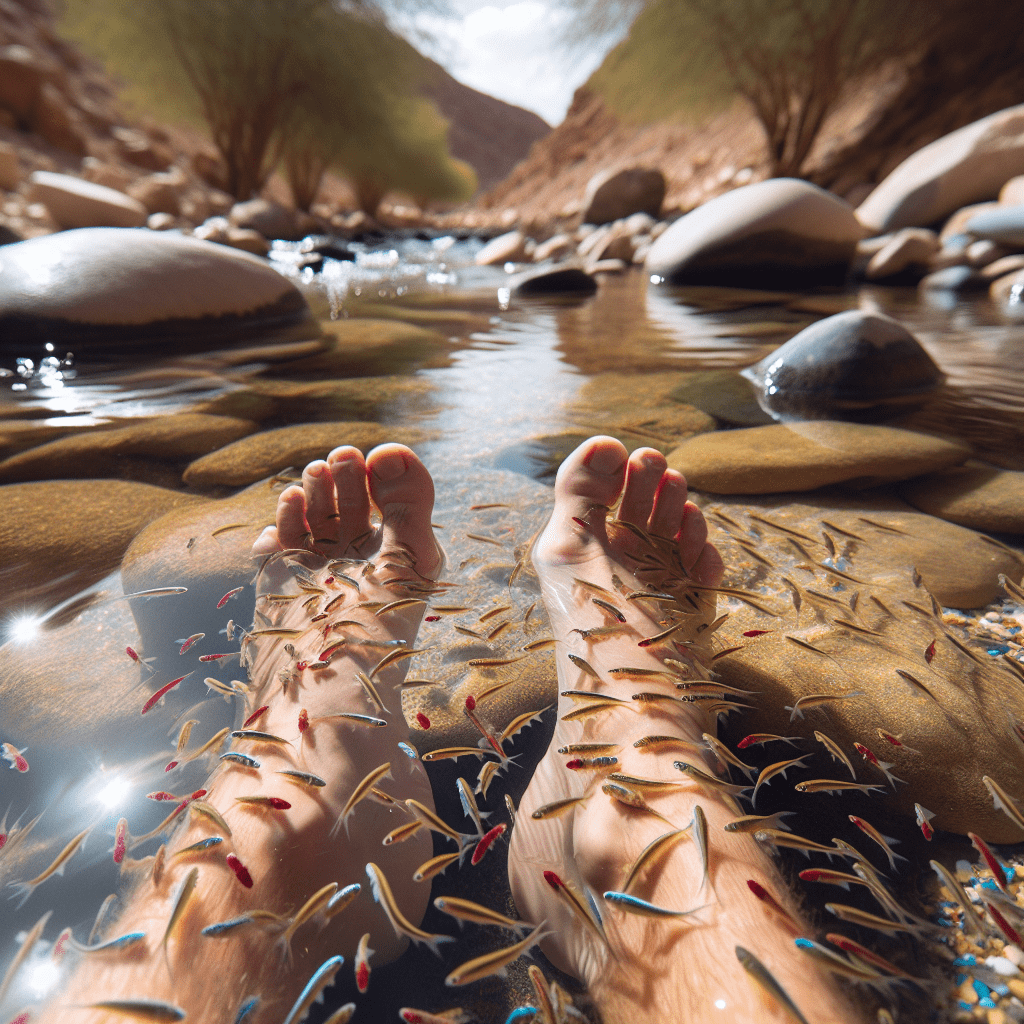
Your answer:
(646, 178), (864, 288)
(919, 264), (987, 292)
(583, 166), (665, 225)
(27, 170), (148, 229)
(742, 310), (943, 422)
(0, 227), (315, 353)
(857, 104), (1024, 233)
(965, 204), (1024, 248)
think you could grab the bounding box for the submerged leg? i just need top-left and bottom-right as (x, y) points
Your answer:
(46, 445), (445, 1024)
(508, 437), (866, 1024)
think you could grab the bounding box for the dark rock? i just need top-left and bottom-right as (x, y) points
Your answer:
(919, 264), (988, 291)
(741, 310), (944, 421)
(646, 178), (864, 288)
(509, 266), (597, 296)
(582, 166), (666, 225)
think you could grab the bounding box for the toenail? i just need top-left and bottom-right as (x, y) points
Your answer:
(371, 451), (407, 481)
(584, 445), (625, 475)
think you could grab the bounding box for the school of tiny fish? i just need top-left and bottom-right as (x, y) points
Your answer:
(1, 492), (1023, 1024)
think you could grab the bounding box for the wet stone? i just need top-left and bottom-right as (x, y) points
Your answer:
(900, 464), (1024, 534)
(741, 310), (944, 422)
(0, 479), (204, 615)
(666, 370), (775, 427)
(509, 265), (597, 296)
(0, 413), (258, 484)
(667, 422), (971, 494)
(181, 422), (427, 489)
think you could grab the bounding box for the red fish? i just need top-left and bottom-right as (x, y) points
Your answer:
(914, 803), (936, 840)
(853, 743), (902, 789)
(298, 708), (309, 733)
(1, 742), (29, 773)
(226, 853), (253, 888)
(416, 712), (431, 730)
(146, 792), (179, 802)
(743, 630), (774, 637)
(112, 818), (128, 865)
(164, 760), (179, 772)
(141, 675), (191, 715)
(355, 932), (373, 993)
(875, 729), (922, 755)
(737, 733), (801, 750)
(471, 823), (506, 866)
(969, 831), (1009, 893)
(178, 633), (205, 655)
(243, 706), (270, 729)
(217, 587), (244, 609)
(746, 879), (802, 932)
(925, 640), (936, 664)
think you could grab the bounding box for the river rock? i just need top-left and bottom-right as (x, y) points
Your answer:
(646, 178), (864, 288)
(741, 311), (943, 421)
(1001, 175), (1024, 206)
(0, 44), (44, 122)
(667, 370), (775, 427)
(532, 233), (574, 262)
(26, 171), (148, 229)
(964, 204), (1024, 247)
(857, 104), (1024, 233)
(864, 227), (939, 280)
(0, 479), (204, 615)
(667, 422), (970, 494)
(582, 166), (666, 225)
(120, 480), (283, 668)
(127, 172), (182, 215)
(980, 254), (1024, 281)
(225, 227), (270, 256)
(919, 265), (987, 292)
(0, 228), (316, 353)
(33, 83), (86, 155)
(0, 141), (18, 191)
(228, 197), (300, 241)
(965, 239), (1010, 268)
(509, 265), (597, 296)
(899, 464), (1024, 533)
(181, 422), (425, 488)
(0, 414), (257, 484)
(475, 230), (530, 266)
(265, 319), (452, 377)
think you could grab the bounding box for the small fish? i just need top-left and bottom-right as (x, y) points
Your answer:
(753, 757), (811, 807)
(567, 653), (601, 679)
(406, 799), (470, 846)
(335, 762), (392, 836)
(69, 930), (148, 954)
(852, 743), (903, 789)
(673, 761), (751, 798)
(982, 775), (1024, 833)
(982, 895), (1023, 945)
(220, 752), (260, 769)
(384, 821), (425, 846)
(542, 871), (609, 946)
(565, 756), (618, 771)
(848, 815), (906, 871)
(607, 772), (683, 793)
(456, 777), (490, 837)
(445, 921), (548, 986)
(0, 910), (51, 1002)
(794, 779), (885, 796)
(825, 902), (931, 936)
(793, 937), (879, 981)
(162, 866), (199, 961)
(235, 795), (292, 811)
(217, 587), (245, 609)
(602, 890), (708, 919)
(172, 837), (224, 859)
(633, 735), (702, 755)
(413, 851), (462, 882)
(724, 812), (796, 834)
(241, 706), (270, 729)
(798, 868), (864, 891)
(746, 880), (802, 932)
(522, 637), (557, 652)
(421, 746), (489, 763)
(754, 829), (842, 860)
(471, 823), (506, 866)
(141, 674), (192, 715)
(702, 733), (757, 779)
(278, 768), (327, 789)
(282, 956), (346, 1024)
(9, 828), (90, 906)
(113, 818), (128, 865)
(82, 1001), (186, 1022)
(620, 828), (689, 894)
(366, 862), (453, 955)
(875, 728), (921, 754)
(278, 882), (340, 961)
(824, 933), (920, 981)
(500, 705), (553, 744)
(434, 896), (531, 933)
(930, 859), (988, 937)
(736, 733), (802, 750)
(559, 742), (619, 756)
(466, 532), (504, 547)
(230, 729), (292, 746)
(225, 853), (253, 888)
(735, 945), (809, 1024)
(180, 726), (231, 764)
(190, 800), (233, 837)
(914, 803), (936, 840)
(175, 720), (198, 753)
(123, 587), (189, 599)
(476, 760), (503, 799)
(532, 796), (588, 820)
(234, 996), (260, 1024)
(178, 633), (205, 655)
(467, 655), (526, 668)
(813, 731), (856, 779)
(561, 701), (629, 723)
(785, 691), (865, 721)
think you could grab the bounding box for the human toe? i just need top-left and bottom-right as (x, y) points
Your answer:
(326, 446), (372, 554)
(553, 436), (629, 527)
(302, 460), (340, 548)
(617, 448), (667, 527)
(273, 484), (311, 551)
(648, 468), (688, 539)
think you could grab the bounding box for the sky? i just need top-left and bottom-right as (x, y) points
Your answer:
(401, 0), (629, 126)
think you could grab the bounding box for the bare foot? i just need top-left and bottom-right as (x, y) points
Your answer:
(508, 437), (865, 1024)
(51, 445), (447, 1024)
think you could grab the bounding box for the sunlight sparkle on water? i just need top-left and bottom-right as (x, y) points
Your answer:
(96, 775), (131, 809)
(5, 613), (42, 645)
(714, 999), (727, 1009)
(27, 959), (60, 997)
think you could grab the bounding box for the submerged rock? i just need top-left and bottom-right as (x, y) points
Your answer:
(645, 178), (863, 288)
(181, 422), (426, 488)
(741, 310), (944, 421)
(857, 103), (1024, 233)
(509, 265), (597, 296)
(667, 422), (970, 494)
(900, 464), (1024, 534)
(0, 228), (316, 354)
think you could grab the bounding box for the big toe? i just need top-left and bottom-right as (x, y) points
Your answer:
(365, 444), (442, 578)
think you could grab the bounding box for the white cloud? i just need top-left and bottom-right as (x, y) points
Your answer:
(401, 1), (619, 125)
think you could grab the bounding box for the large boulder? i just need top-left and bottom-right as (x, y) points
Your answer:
(857, 103), (1024, 233)
(899, 464), (1024, 534)
(741, 310), (944, 421)
(667, 422), (970, 494)
(645, 178), (864, 288)
(582, 166), (666, 225)
(0, 228), (317, 353)
(26, 171), (148, 229)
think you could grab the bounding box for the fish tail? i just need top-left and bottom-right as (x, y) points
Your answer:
(8, 879), (35, 909)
